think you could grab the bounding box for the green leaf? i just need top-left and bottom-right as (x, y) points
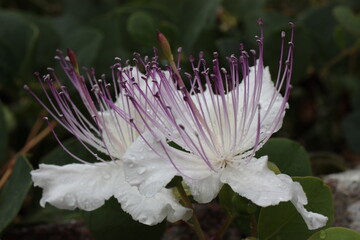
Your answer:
(256, 138), (312, 176)
(333, 25), (349, 50)
(62, 27), (103, 68)
(258, 177), (334, 240)
(300, 5), (338, 47)
(24, 15), (61, 73)
(0, 104), (8, 167)
(265, 24), (313, 84)
(22, 204), (81, 224)
(177, 0), (220, 50)
(308, 227), (360, 240)
(333, 6), (360, 37)
(219, 184), (239, 216)
(219, 184), (258, 217)
(0, 155), (33, 232)
(223, 0), (267, 18)
(62, 0), (118, 23)
(310, 152), (346, 176)
(342, 110), (360, 154)
(0, 10), (39, 85)
(41, 138), (95, 165)
(127, 11), (157, 46)
(83, 197), (166, 240)
(91, 7), (133, 74)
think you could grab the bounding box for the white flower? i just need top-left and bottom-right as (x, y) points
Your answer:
(122, 24), (328, 230)
(26, 50), (192, 225)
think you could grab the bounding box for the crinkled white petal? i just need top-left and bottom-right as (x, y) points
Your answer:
(183, 174), (223, 203)
(220, 156), (293, 206)
(220, 156), (328, 230)
(123, 131), (212, 197)
(31, 160), (191, 225)
(283, 176), (328, 230)
(115, 186), (192, 225)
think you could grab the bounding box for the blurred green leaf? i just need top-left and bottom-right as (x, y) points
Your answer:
(266, 24), (313, 83)
(0, 104), (8, 166)
(49, 15), (81, 38)
(177, 0), (220, 50)
(91, 7), (134, 74)
(223, 0), (267, 21)
(339, 74), (360, 110)
(62, 27), (103, 68)
(22, 203), (81, 224)
(41, 138), (95, 165)
(127, 11), (157, 46)
(256, 138), (312, 176)
(24, 15), (61, 73)
(0, 10), (39, 85)
(219, 184), (254, 216)
(300, 5), (337, 46)
(62, 0), (119, 23)
(223, 0), (269, 43)
(258, 177), (334, 240)
(333, 6), (360, 37)
(333, 25), (349, 50)
(219, 184), (235, 215)
(342, 110), (360, 154)
(0, 155), (33, 232)
(308, 227), (360, 240)
(310, 152), (346, 176)
(83, 197), (166, 240)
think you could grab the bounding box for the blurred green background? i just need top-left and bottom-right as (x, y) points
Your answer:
(0, 0), (360, 239)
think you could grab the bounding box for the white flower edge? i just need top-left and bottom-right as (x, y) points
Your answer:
(31, 160), (192, 225)
(220, 156), (328, 230)
(125, 138), (328, 230)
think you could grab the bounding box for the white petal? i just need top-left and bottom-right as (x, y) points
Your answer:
(220, 156), (328, 230)
(287, 177), (328, 230)
(115, 187), (192, 225)
(32, 161), (191, 225)
(183, 174), (223, 203)
(100, 109), (132, 158)
(220, 156), (293, 206)
(123, 131), (212, 197)
(32, 161), (121, 211)
(258, 66), (287, 134)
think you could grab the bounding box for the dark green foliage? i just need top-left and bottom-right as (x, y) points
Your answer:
(258, 177), (334, 240)
(83, 197), (166, 240)
(1, 0), (360, 238)
(0, 156), (32, 232)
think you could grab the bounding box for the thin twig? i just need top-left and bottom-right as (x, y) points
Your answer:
(0, 121), (56, 189)
(176, 182), (207, 240)
(214, 214), (234, 240)
(320, 40), (360, 77)
(26, 111), (47, 144)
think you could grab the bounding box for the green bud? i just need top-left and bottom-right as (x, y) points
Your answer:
(267, 161), (281, 174)
(157, 31), (174, 62)
(67, 48), (79, 75)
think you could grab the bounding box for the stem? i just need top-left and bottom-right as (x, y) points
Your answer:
(214, 214), (234, 240)
(320, 40), (360, 77)
(250, 214), (258, 237)
(176, 182), (206, 240)
(26, 111), (47, 144)
(0, 121), (56, 188)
